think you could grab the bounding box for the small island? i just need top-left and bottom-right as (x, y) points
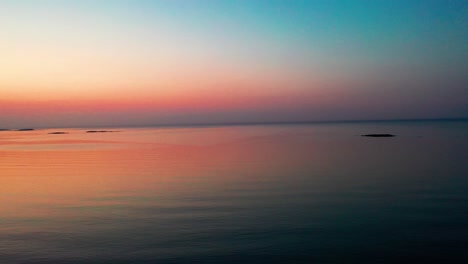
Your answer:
(86, 130), (119, 133)
(48, 132), (69, 134)
(361, 134), (396, 137)
(17, 128), (35, 131)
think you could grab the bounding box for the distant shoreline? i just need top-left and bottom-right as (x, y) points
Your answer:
(2, 117), (466, 131)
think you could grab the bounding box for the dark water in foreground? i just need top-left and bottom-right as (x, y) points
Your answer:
(1, 121), (467, 263)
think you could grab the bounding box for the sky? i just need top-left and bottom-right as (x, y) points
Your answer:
(1, 0), (467, 128)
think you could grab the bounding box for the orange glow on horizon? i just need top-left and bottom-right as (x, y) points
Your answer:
(1, 86), (343, 116)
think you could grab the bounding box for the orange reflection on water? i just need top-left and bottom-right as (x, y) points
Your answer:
(0, 127), (324, 220)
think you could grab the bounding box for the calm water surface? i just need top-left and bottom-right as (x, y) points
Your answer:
(1, 121), (467, 263)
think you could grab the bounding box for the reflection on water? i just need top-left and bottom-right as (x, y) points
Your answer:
(1, 121), (467, 263)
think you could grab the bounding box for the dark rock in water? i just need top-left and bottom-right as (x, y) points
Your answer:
(49, 132), (68, 134)
(362, 134), (395, 137)
(17, 128), (34, 131)
(86, 130), (118, 133)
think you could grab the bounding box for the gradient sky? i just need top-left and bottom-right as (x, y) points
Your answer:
(1, 0), (467, 128)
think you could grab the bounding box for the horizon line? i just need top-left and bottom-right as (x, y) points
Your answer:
(3, 117), (467, 130)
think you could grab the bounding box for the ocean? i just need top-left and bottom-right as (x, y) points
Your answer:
(1, 120), (467, 263)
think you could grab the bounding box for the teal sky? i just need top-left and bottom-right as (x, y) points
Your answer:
(1, 0), (467, 127)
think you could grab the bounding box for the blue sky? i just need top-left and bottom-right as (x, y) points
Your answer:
(1, 0), (466, 127)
